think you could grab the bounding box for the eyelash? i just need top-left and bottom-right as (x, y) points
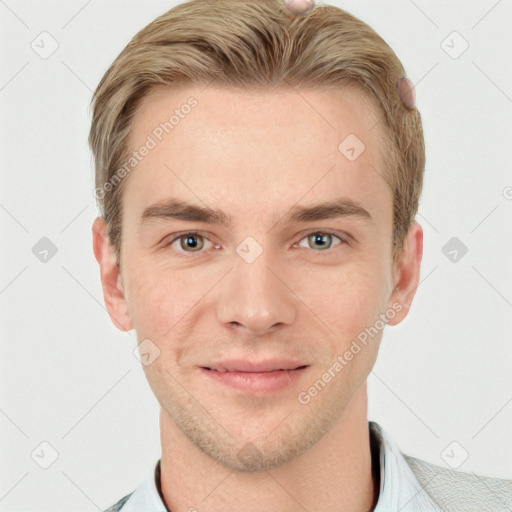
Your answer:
(161, 230), (349, 256)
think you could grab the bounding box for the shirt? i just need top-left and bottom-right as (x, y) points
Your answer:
(105, 421), (443, 511)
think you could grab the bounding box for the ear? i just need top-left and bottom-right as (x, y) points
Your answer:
(386, 221), (423, 326)
(92, 217), (133, 332)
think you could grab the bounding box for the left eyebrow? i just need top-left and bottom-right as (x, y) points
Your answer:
(284, 198), (372, 224)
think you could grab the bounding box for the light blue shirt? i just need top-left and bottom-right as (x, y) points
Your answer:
(110, 421), (442, 511)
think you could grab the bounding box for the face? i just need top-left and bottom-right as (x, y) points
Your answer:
(93, 84), (422, 472)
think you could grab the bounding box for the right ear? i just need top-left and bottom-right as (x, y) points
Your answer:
(92, 217), (133, 332)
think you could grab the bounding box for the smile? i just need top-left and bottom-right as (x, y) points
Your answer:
(199, 365), (309, 393)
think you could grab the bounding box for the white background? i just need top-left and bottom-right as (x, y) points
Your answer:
(1, 1), (511, 510)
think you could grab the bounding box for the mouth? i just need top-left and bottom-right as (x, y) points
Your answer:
(201, 365), (308, 372)
(198, 361), (310, 393)
(199, 359), (309, 373)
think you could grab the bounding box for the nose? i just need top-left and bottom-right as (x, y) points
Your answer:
(216, 251), (296, 337)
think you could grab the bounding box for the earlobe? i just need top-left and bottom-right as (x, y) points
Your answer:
(386, 221), (423, 326)
(92, 217), (133, 332)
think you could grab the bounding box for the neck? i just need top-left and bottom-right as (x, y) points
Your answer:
(159, 383), (377, 512)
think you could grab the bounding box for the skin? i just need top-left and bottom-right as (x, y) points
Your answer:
(93, 84), (423, 512)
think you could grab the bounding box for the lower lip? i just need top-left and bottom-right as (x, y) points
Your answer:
(199, 366), (308, 393)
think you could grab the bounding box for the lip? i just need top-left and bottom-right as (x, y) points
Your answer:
(198, 360), (309, 393)
(200, 359), (308, 373)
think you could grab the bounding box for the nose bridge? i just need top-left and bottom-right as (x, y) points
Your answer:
(216, 241), (296, 335)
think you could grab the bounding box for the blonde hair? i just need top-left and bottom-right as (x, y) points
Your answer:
(89, 0), (425, 263)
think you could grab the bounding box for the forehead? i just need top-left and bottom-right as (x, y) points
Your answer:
(122, 84), (391, 227)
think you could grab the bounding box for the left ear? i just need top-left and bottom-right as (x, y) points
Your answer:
(386, 221), (423, 326)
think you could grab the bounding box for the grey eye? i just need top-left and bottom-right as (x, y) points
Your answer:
(307, 232), (334, 250)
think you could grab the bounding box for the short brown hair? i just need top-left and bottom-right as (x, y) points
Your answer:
(89, 0), (425, 264)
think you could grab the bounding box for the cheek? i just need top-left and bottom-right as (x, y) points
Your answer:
(123, 259), (203, 337)
(300, 259), (389, 335)
(123, 259), (236, 362)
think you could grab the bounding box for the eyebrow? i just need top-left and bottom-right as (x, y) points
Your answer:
(140, 197), (372, 227)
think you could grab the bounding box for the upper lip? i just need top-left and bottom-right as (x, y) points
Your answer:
(200, 359), (308, 373)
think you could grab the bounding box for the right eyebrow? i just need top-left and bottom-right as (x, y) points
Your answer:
(140, 198), (232, 227)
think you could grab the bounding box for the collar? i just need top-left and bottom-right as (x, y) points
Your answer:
(370, 421), (441, 511)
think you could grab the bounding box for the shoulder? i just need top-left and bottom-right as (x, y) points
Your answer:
(402, 453), (512, 511)
(102, 491), (134, 512)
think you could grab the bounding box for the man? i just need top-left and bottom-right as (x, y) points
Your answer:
(90, 1), (511, 510)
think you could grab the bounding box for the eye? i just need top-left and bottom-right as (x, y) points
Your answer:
(295, 231), (346, 251)
(163, 232), (214, 253)
(161, 230), (347, 255)
(179, 233), (204, 252)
